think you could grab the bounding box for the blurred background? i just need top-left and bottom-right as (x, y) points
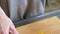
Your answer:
(0, 0), (60, 22)
(45, 0), (60, 13)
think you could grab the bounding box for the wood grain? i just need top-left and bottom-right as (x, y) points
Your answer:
(16, 16), (60, 34)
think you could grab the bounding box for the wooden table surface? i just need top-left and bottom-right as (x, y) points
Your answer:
(16, 16), (60, 34)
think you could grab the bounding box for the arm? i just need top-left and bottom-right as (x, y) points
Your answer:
(0, 7), (19, 34)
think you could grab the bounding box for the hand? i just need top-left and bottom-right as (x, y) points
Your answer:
(0, 7), (19, 34)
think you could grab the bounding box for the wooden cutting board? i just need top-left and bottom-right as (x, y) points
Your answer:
(16, 16), (60, 34)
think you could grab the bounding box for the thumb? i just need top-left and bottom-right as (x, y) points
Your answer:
(9, 24), (19, 34)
